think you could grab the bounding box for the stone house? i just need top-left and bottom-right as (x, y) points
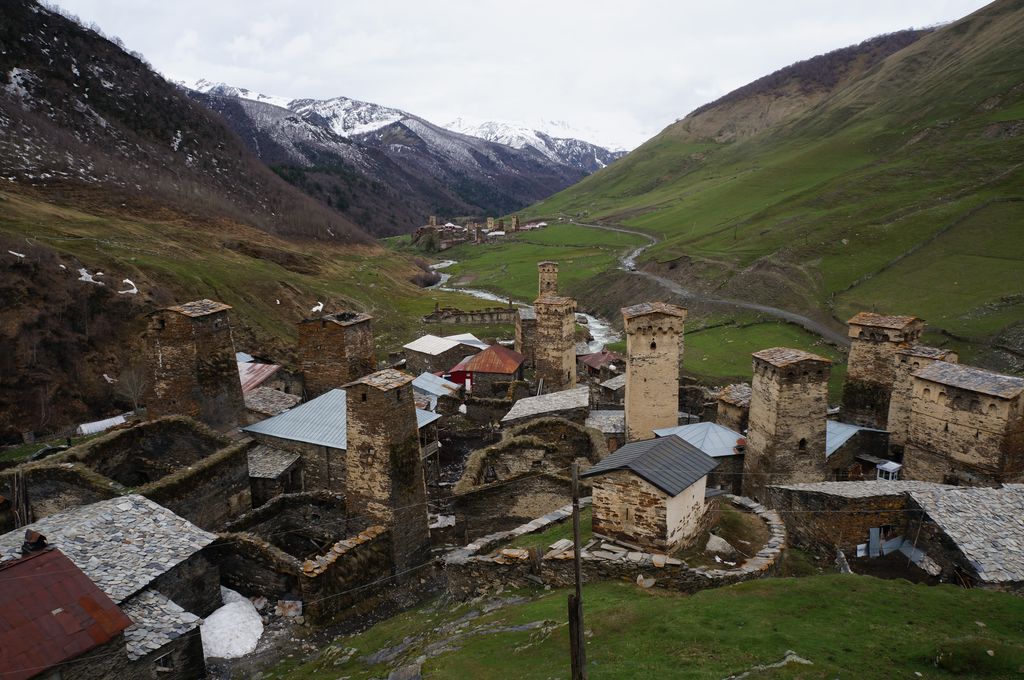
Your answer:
(0, 495), (218, 679)
(449, 345), (524, 394)
(297, 311), (376, 399)
(583, 436), (718, 551)
(840, 312), (924, 428)
(716, 383), (752, 433)
(903, 362), (1024, 484)
(655, 421), (746, 495)
(886, 345), (958, 454)
(0, 548), (133, 680)
(144, 299), (245, 430)
(622, 302), (687, 442)
(402, 334), (482, 375)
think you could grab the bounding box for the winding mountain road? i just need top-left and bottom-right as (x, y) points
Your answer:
(568, 219), (851, 347)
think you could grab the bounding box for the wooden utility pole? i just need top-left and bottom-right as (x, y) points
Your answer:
(568, 462), (587, 679)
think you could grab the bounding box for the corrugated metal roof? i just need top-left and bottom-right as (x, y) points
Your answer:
(580, 350), (622, 371)
(242, 388), (348, 449)
(444, 333), (490, 350)
(416, 409), (442, 429)
(825, 420), (888, 458)
(404, 334), (462, 355)
(581, 436), (718, 497)
(238, 361), (281, 393)
(912, 361), (1024, 399)
(413, 372), (461, 398)
(76, 414), (127, 436)
(654, 421), (744, 458)
(0, 549), (132, 680)
(464, 345), (524, 374)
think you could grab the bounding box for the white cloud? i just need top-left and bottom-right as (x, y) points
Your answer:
(52, 0), (990, 149)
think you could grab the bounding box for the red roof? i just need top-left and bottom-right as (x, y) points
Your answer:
(238, 361), (281, 393)
(0, 549), (131, 680)
(462, 345), (524, 375)
(580, 349), (622, 371)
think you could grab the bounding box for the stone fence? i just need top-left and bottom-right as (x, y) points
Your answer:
(444, 494), (786, 599)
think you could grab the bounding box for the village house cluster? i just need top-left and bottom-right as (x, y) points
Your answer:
(410, 214), (549, 250)
(2, 252), (1022, 678)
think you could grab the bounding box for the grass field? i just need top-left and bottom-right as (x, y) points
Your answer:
(264, 575), (1024, 679)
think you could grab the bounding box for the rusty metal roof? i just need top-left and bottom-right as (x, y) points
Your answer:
(166, 299), (231, 317)
(463, 345), (524, 375)
(580, 349), (622, 371)
(621, 302), (687, 320)
(0, 549), (132, 680)
(847, 312), (921, 330)
(718, 383), (752, 407)
(752, 347), (831, 367)
(345, 368), (415, 392)
(912, 362), (1024, 399)
(238, 361), (281, 393)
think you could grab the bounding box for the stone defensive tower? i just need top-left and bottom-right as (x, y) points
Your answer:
(344, 369), (431, 578)
(622, 302), (687, 442)
(144, 299), (245, 430)
(515, 306), (537, 368)
(743, 347), (831, 501)
(486, 216), (495, 230)
(534, 294), (577, 392)
(512, 214), (521, 232)
(887, 346), (957, 454)
(841, 312), (924, 428)
(297, 311), (375, 399)
(538, 261), (559, 297)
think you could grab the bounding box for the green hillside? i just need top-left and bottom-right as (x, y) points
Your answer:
(265, 575), (1024, 679)
(524, 0), (1024, 371)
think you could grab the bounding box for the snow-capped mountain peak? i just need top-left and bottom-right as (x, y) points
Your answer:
(191, 79), (294, 110)
(288, 95), (406, 138)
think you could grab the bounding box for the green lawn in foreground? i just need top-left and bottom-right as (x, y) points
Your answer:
(265, 575), (1024, 680)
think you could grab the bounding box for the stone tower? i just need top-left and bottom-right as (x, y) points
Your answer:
(512, 214), (521, 232)
(144, 299), (245, 430)
(841, 312), (924, 428)
(742, 347), (831, 501)
(534, 294), (577, 391)
(428, 215), (437, 227)
(297, 311), (376, 399)
(344, 369), (430, 578)
(538, 261), (559, 297)
(474, 223), (482, 243)
(887, 346), (957, 454)
(486, 216), (495, 230)
(622, 302), (687, 442)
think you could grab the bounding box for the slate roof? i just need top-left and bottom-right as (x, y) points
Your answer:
(600, 374), (627, 391)
(654, 421), (744, 458)
(344, 368), (414, 392)
(768, 480), (948, 498)
(518, 306), (537, 321)
(909, 485), (1024, 583)
(463, 345), (524, 374)
(717, 383), (752, 408)
(167, 299), (231, 317)
(244, 387), (301, 417)
(0, 496), (216, 605)
(585, 410), (625, 434)
(534, 294), (575, 307)
(238, 361), (281, 393)
(752, 347), (831, 367)
(0, 549), (132, 680)
(581, 436), (718, 497)
(621, 301), (687, 319)
(242, 388), (348, 450)
(825, 420), (888, 458)
(247, 444), (301, 479)
(501, 386), (590, 423)
(912, 362), (1024, 399)
(847, 311), (921, 330)
(896, 345), (956, 360)
(120, 589), (200, 661)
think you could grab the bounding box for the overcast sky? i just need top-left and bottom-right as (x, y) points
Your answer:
(53, 0), (990, 149)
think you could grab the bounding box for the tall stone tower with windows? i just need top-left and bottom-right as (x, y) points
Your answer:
(538, 261), (559, 296)
(841, 312), (924, 428)
(344, 369), (430, 578)
(297, 311), (375, 398)
(743, 347), (831, 501)
(534, 294), (576, 392)
(144, 299), (244, 429)
(622, 302), (687, 442)
(887, 345), (957, 453)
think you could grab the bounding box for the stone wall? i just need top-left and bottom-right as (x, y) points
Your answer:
(887, 348), (957, 453)
(515, 314), (537, 368)
(213, 532), (301, 599)
(422, 306), (517, 325)
(0, 463), (117, 531)
(445, 495), (785, 599)
(464, 395), (515, 424)
(248, 433), (345, 493)
(743, 352), (830, 501)
(623, 307), (685, 442)
(904, 379), (1024, 484)
(534, 296), (577, 392)
(840, 318), (923, 428)
(149, 550), (222, 617)
(297, 314), (376, 399)
(707, 454), (744, 495)
(406, 344), (477, 376)
(224, 491), (362, 559)
(591, 470), (710, 551)
(825, 429), (890, 481)
(717, 402), (748, 434)
(300, 525), (393, 624)
(454, 473), (575, 543)
(144, 306), (244, 430)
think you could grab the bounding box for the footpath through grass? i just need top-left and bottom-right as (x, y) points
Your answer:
(265, 574), (1024, 680)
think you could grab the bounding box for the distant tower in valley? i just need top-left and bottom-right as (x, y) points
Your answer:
(534, 294), (577, 392)
(144, 299), (245, 429)
(297, 311), (376, 399)
(841, 312), (924, 428)
(742, 347), (831, 501)
(344, 369), (431, 578)
(622, 302), (687, 442)
(538, 261), (559, 297)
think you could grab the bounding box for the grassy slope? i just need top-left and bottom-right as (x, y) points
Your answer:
(0, 188), (500, 358)
(266, 575), (1024, 679)
(521, 1), (1024, 367)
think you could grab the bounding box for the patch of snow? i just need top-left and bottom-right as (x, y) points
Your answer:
(429, 514), (455, 529)
(8, 250), (25, 258)
(310, 301), (323, 313)
(77, 414), (126, 436)
(201, 596), (264, 659)
(102, 373), (117, 384)
(117, 278), (138, 295)
(77, 268), (104, 285)
(171, 130), (182, 151)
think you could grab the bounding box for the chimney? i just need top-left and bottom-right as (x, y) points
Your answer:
(21, 529), (47, 555)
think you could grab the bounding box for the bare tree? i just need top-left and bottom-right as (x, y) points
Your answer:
(116, 361), (149, 412)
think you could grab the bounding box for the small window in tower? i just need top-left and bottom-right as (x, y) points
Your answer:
(396, 390), (401, 402)
(650, 341), (657, 351)
(798, 438), (807, 451)
(361, 392), (367, 402)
